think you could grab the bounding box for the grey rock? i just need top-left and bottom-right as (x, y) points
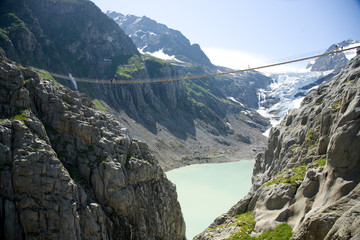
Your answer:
(196, 53), (360, 239)
(0, 55), (185, 239)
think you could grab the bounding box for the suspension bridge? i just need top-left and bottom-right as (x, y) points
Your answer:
(30, 45), (359, 85)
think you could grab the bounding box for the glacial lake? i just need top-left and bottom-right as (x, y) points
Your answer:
(166, 160), (255, 239)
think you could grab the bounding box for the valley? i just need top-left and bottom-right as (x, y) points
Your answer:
(0, 0), (359, 239)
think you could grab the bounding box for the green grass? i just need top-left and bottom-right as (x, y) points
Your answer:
(224, 212), (292, 240)
(313, 158), (326, 167)
(257, 223), (293, 240)
(306, 128), (314, 141)
(36, 69), (58, 85)
(115, 55), (145, 80)
(225, 212), (256, 239)
(13, 109), (30, 122)
(264, 165), (307, 187)
(92, 99), (106, 112)
(184, 81), (233, 105)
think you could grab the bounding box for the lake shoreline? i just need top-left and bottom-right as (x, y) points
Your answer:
(166, 160), (255, 239)
(165, 150), (261, 172)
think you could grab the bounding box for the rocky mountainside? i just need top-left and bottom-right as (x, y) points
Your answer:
(0, 0), (273, 170)
(106, 11), (275, 110)
(256, 40), (360, 136)
(0, 54), (185, 239)
(107, 11), (213, 67)
(195, 52), (360, 239)
(0, 0), (138, 78)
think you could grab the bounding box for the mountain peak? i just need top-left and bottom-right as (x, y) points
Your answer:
(306, 39), (360, 72)
(108, 11), (213, 66)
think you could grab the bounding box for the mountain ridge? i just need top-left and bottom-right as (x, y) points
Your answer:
(107, 11), (213, 67)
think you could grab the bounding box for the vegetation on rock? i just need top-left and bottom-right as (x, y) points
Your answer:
(264, 165), (307, 187)
(222, 212), (293, 240)
(115, 55), (145, 80)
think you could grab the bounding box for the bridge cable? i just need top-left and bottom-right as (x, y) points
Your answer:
(30, 45), (360, 85)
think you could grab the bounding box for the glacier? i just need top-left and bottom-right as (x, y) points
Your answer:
(257, 69), (331, 136)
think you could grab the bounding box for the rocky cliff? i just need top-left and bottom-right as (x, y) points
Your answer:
(194, 52), (360, 239)
(0, 54), (185, 239)
(0, 0), (271, 170)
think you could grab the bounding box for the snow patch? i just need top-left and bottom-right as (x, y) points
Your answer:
(137, 47), (147, 54)
(344, 42), (360, 61)
(227, 97), (244, 106)
(140, 48), (184, 63)
(150, 49), (175, 60)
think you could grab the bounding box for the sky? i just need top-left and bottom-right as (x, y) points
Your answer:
(90, 0), (360, 71)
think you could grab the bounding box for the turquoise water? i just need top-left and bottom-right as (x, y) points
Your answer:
(166, 160), (255, 239)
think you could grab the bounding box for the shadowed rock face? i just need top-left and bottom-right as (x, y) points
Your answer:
(0, 54), (185, 239)
(194, 54), (360, 239)
(0, 0), (271, 170)
(0, 0), (139, 77)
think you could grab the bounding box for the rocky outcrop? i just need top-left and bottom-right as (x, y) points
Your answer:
(0, 55), (185, 239)
(195, 53), (360, 239)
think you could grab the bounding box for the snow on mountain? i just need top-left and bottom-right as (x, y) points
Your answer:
(258, 70), (332, 136)
(307, 39), (360, 71)
(138, 47), (185, 63)
(258, 40), (360, 136)
(107, 11), (213, 67)
(344, 41), (359, 60)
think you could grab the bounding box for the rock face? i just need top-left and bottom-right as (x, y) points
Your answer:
(0, 0), (138, 77)
(0, 55), (185, 239)
(195, 53), (360, 239)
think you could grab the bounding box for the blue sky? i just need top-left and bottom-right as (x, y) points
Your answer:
(90, 0), (360, 70)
